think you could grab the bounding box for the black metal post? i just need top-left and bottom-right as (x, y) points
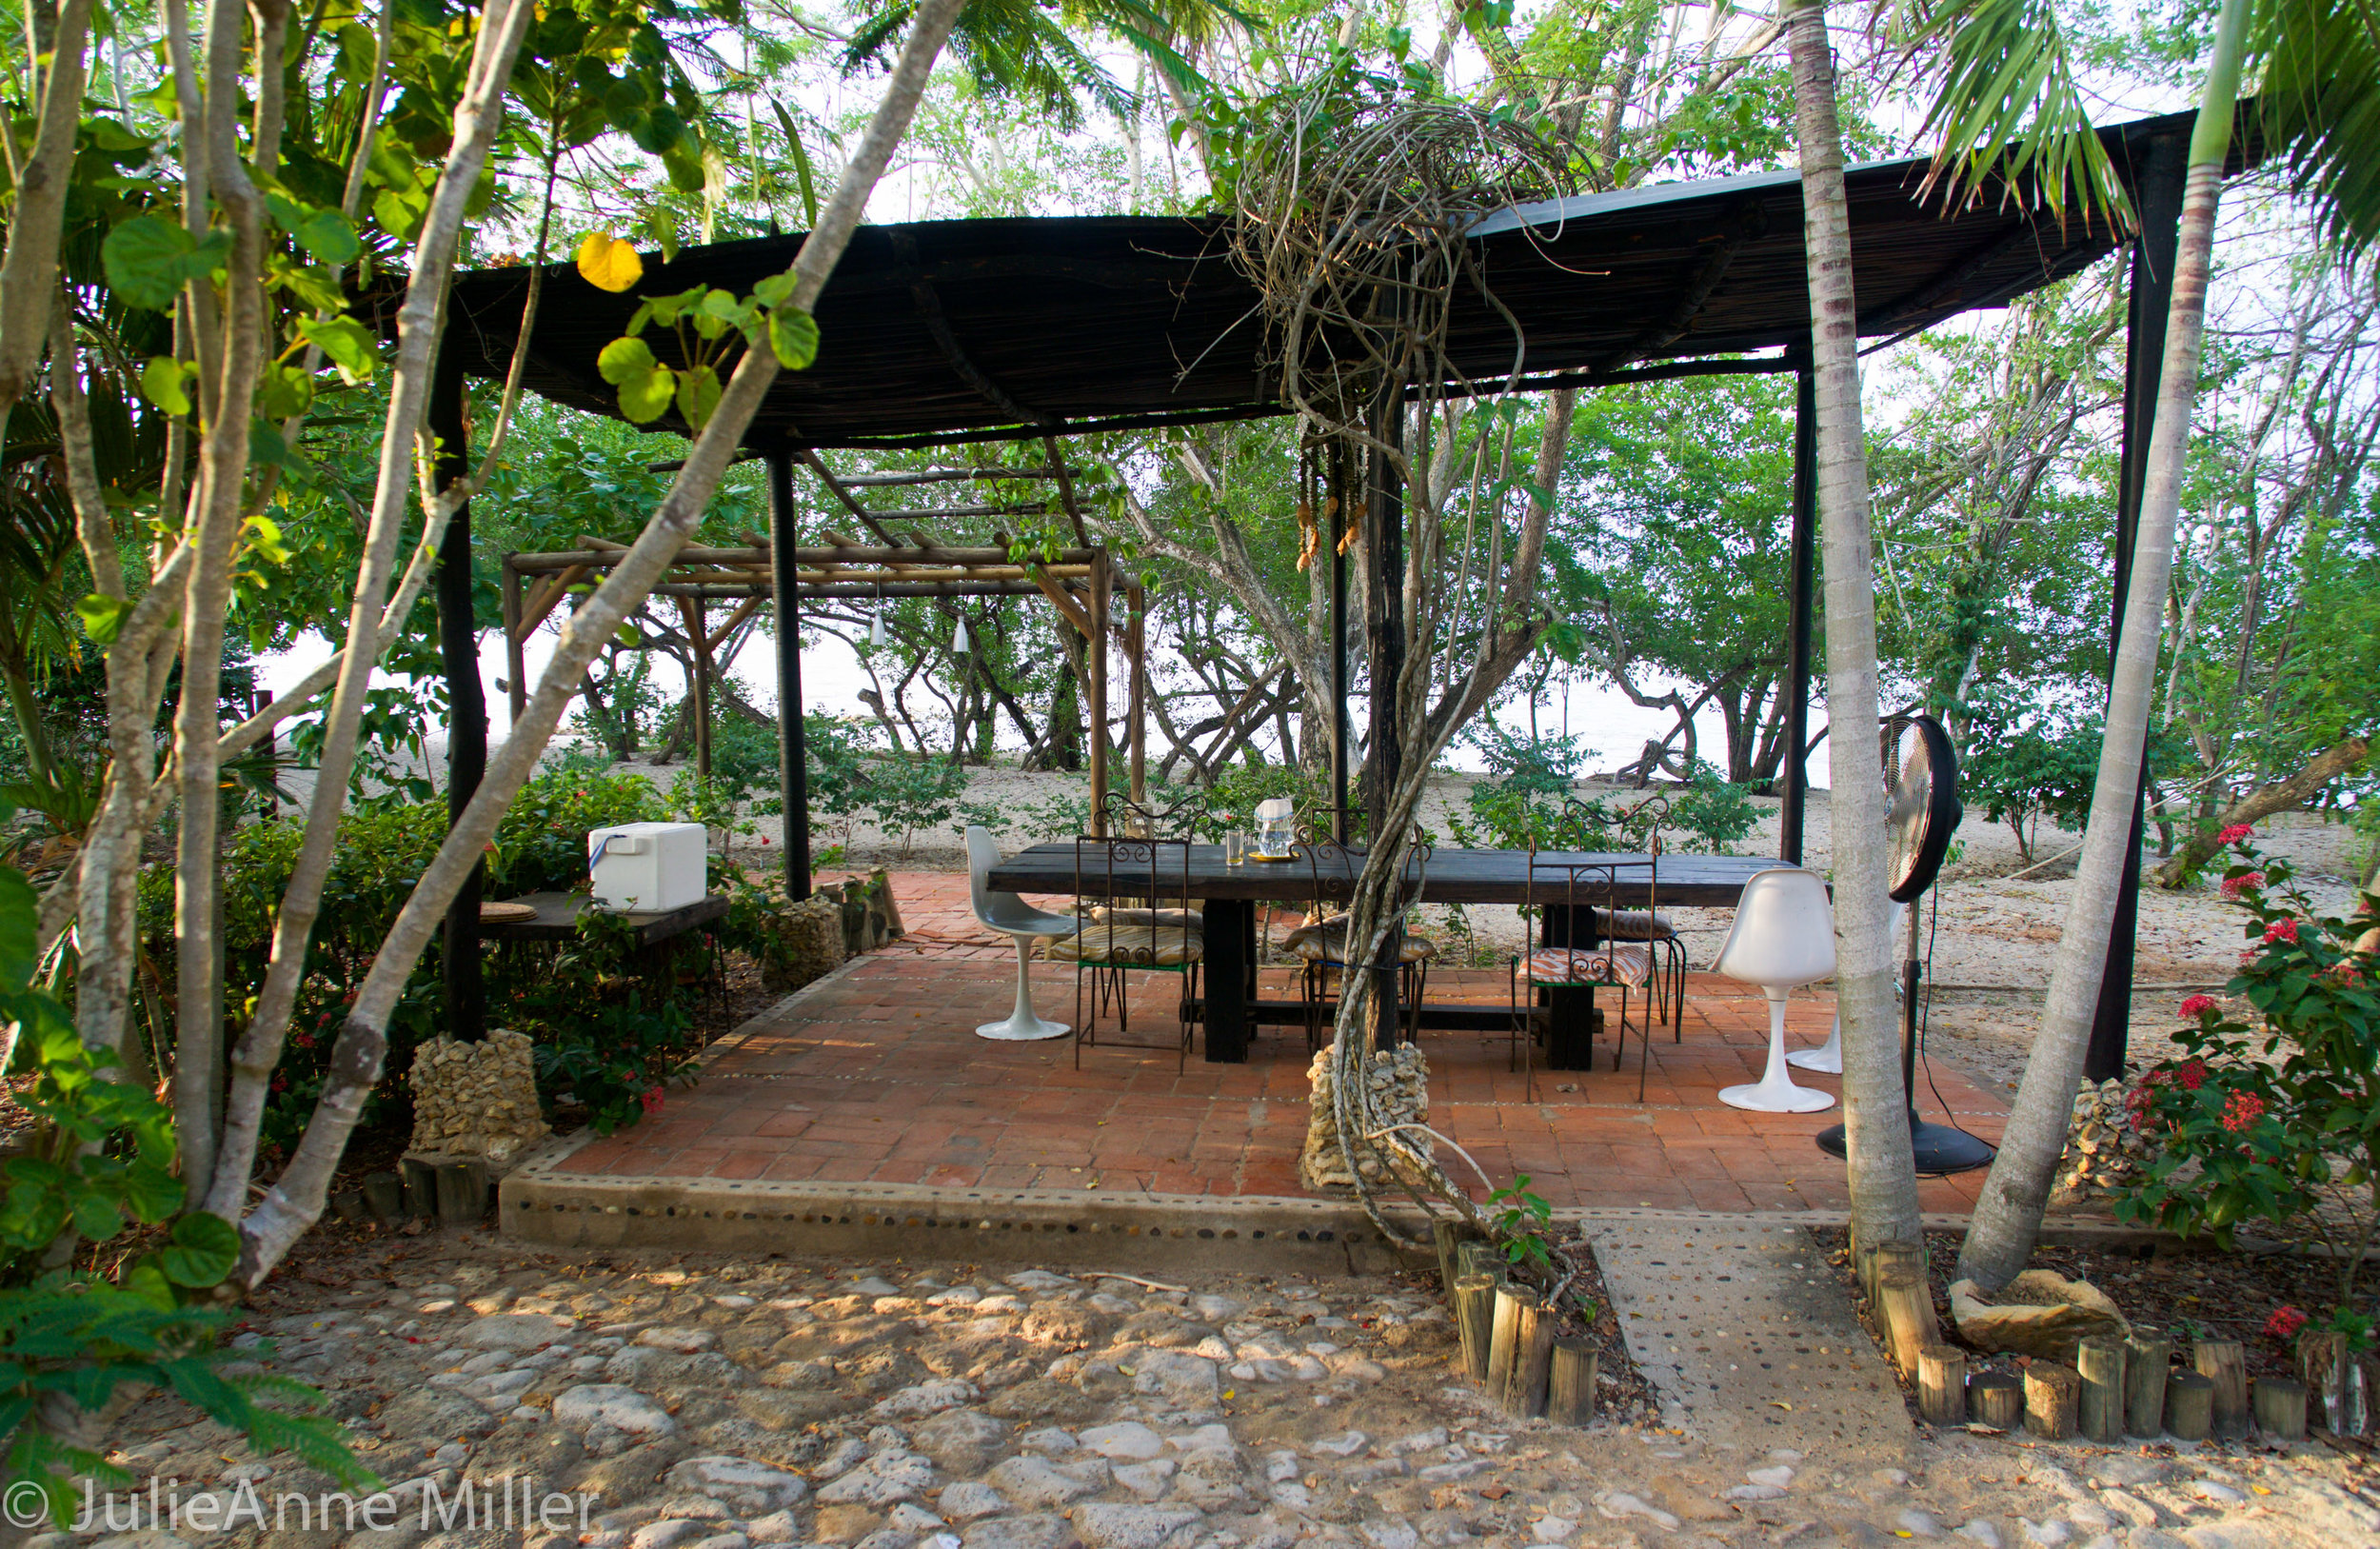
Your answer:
(2087, 130), (2190, 1084)
(767, 447), (812, 899)
(1779, 348), (1817, 866)
(431, 348), (486, 1042)
(1330, 441), (1350, 844)
(1364, 402), (1405, 1053)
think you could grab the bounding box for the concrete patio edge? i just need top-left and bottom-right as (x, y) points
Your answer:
(501, 1127), (2170, 1271)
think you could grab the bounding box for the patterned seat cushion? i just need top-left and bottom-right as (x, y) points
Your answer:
(1591, 908), (1676, 941)
(1091, 905), (1200, 928)
(1280, 914), (1438, 965)
(1524, 943), (1652, 987)
(1047, 923), (1202, 965)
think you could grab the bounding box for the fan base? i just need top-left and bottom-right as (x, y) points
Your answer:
(1815, 1114), (1996, 1175)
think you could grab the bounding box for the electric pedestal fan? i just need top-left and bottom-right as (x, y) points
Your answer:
(1815, 714), (1996, 1176)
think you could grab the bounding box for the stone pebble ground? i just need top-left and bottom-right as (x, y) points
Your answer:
(62, 1237), (2380, 1549)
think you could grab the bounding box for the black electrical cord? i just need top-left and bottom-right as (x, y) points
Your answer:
(1916, 881), (1992, 1148)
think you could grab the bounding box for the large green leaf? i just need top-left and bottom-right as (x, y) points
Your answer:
(0, 866), (35, 993)
(597, 336), (673, 424)
(100, 216), (199, 311)
(159, 1213), (242, 1288)
(768, 308), (820, 371)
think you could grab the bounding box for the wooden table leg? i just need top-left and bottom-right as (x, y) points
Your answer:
(1546, 984), (1597, 1070)
(1203, 898), (1250, 1062)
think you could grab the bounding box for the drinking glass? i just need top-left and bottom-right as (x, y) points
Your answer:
(1225, 832), (1247, 865)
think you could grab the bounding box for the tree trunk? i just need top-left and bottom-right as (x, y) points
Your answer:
(1957, 0), (2251, 1291)
(2152, 737), (2369, 887)
(1786, 0), (1922, 1249)
(228, 0), (973, 1285)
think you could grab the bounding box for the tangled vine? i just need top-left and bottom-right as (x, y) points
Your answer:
(1226, 88), (1577, 1267)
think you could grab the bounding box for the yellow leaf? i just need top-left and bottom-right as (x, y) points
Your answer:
(577, 231), (645, 293)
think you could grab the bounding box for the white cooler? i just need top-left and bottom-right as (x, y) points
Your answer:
(587, 822), (707, 912)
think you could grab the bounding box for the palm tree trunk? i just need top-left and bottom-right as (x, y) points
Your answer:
(1785, 0), (1923, 1249)
(1955, 0), (2251, 1290)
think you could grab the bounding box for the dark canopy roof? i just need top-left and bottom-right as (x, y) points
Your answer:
(438, 109), (2205, 449)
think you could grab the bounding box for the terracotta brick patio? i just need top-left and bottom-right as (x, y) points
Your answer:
(561, 872), (2010, 1213)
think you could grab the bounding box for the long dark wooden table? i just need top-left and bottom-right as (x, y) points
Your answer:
(988, 844), (1790, 1064)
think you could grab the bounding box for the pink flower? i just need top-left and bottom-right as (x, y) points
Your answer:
(641, 1085), (665, 1115)
(2264, 917), (2300, 944)
(2178, 994), (2216, 1020)
(2177, 1059), (2208, 1091)
(2221, 1089), (2266, 1132)
(2266, 1305), (2309, 1340)
(2220, 872), (2266, 899)
(2218, 824), (2255, 844)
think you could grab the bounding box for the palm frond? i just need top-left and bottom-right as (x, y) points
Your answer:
(1894, 0), (2133, 233)
(2256, 0), (2380, 253)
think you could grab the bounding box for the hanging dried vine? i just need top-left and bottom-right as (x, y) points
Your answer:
(1226, 86), (1575, 1261)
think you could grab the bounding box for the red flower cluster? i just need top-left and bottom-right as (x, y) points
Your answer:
(2219, 871), (2266, 899)
(2335, 961), (2367, 987)
(2177, 1059), (2208, 1091)
(2221, 1089), (2266, 1132)
(641, 1084), (665, 1115)
(2218, 824), (2255, 844)
(2266, 1305), (2309, 1340)
(2178, 994), (2216, 1020)
(2264, 917), (2301, 944)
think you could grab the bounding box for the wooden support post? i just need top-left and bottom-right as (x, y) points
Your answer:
(1871, 1240), (1925, 1301)
(1509, 1297), (1557, 1419)
(1433, 1219), (1482, 1294)
(502, 558), (526, 724)
(1487, 1284), (1538, 1407)
(361, 1170), (405, 1224)
(430, 346), (486, 1042)
(1917, 1345), (1967, 1427)
(1547, 1338), (1597, 1426)
(2024, 1362), (2081, 1440)
(2124, 1335), (2172, 1438)
(2253, 1377), (2308, 1441)
(2297, 1329), (2364, 1435)
(768, 450), (811, 898)
(2165, 1370), (2214, 1440)
(1126, 582), (1146, 808)
(2194, 1339), (2250, 1439)
(1453, 1274), (1497, 1383)
(2077, 1336), (2126, 1443)
(1088, 552), (1109, 834)
(1874, 1264), (1938, 1380)
(1457, 1240), (1504, 1283)
(1970, 1371), (2023, 1430)
(682, 596), (714, 779)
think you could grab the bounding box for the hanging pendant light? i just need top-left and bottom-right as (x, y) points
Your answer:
(952, 614), (971, 653)
(869, 595), (886, 649)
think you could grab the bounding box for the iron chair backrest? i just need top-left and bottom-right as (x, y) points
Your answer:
(1101, 790), (1199, 841)
(1071, 830), (1199, 954)
(1290, 826), (1433, 961)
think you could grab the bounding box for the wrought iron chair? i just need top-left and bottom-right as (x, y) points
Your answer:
(1509, 846), (1662, 1101)
(1063, 831), (1202, 1071)
(1555, 793), (1687, 1045)
(1281, 828), (1437, 1050)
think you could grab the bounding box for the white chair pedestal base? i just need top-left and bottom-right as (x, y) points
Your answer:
(1787, 1013), (1842, 1074)
(976, 938), (1069, 1042)
(1720, 991), (1835, 1113)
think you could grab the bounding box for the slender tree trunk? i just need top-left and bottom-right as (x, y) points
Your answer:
(1956, 0), (2251, 1290)
(228, 0), (972, 1285)
(1785, 0), (1922, 1249)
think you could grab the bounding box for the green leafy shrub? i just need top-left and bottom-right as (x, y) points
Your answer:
(2116, 830), (2380, 1325)
(0, 862), (369, 1522)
